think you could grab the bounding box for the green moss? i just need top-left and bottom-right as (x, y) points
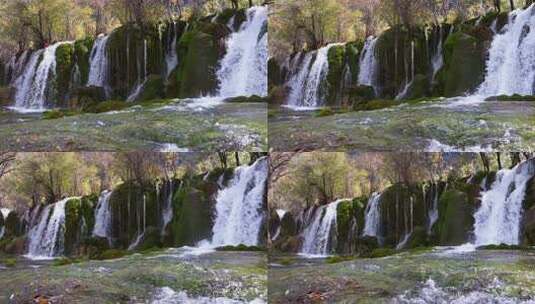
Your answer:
(55, 43), (75, 105)
(135, 74), (165, 102)
(326, 44), (346, 106)
(326, 255), (356, 264)
(74, 37), (95, 84)
(84, 100), (129, 113)
(370, 248), (397, 258)
(225, 95), (267, 103)
(485, 94), (535, 101)
(216, 244), (265, 251)
(477, 244), (528, 250)
(64, 197), (96, 256)
(2, 258), (16, 267)
(314, 107), (335, 117)
(278, 257), (295, 266)
(353, 99), (401, 111)
(53, 257), (86, 266)
(441, 31), (487, 96)
(96, 249), (128, 260)
(435, 190), (475, 245)
(43, 110), (80, 119)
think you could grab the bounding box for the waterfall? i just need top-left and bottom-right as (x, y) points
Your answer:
(216, 6), (268, 98)
(362, 192), (382, 240)
(476, 4), (535, 96)
(127, 39), (148, 102)
(87, 34), (111, 97)
(13, 42), (70, 111)
(161, 180), (175, 235)
(300, 199), (344, 255)
(473, 161), (533, 246)
(286, 43), (341, 108)
(358, 36), (379, 95)
(286, 52), (314, 107)
(5, 50), (29, 85)
(431, 27), (444, 82)
(210, 157), (268, 246)
(0, 208), (11, 219)
(26, 198), (72, 259)
(427, 184), (439, 234)
(92, 190), (113, 243)
(165, 22), (179, 78)
(128, 194), (147, 250)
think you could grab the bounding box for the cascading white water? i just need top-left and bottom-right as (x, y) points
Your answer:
(127, 39), (148, 102)
(216, 6), (268, 98)
(473, 161), (533, 246)
(300, 199), (345, 255)
(358, 36), (379, 95)
(13, 42), (70, 110)
(210, 157), (268, 246)
(0, 208), (11, 219)
(26, 198), (72, 258)
(93, 190), (113, 243)
(362, 192), (382, 238)
(431, 27), (444, 82)
(285, 44), (341, 108)
(286, 53), (314, 107)
(477, 4), (535, 96)
(161, 180), (174, 234)
(87, 34), (111, 96)
(427, 184), (439, 234)
(128, 194), (147, 250)
(165, 23), (179, 78)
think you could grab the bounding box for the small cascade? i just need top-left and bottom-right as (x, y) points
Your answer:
(476, 4), (535, 96)
(300, 199), (344, 255)
(13, 42), (70, 110)
(474, 160), (534, 246)
(286, 43), (341, 108)
(92, 190), (113, 243)
(362, 192), (382, 240)
(161, 179), (175, 235)
(431, 27), (444, 83)
(0, 226), (4, 239)
(358, 36), (379, 95)
(27, 198), (72, 258)
(5, 50), (29, 85)
(165, 22), (179, 78)
(0, 208), (11, 219)
(216, 6), (268, 98)
(87, 34), (111, 97)
(128, 194), (147, 250)
(210, 157), (268, 246)
(427, 183), (439, 234)
(286, 53), (314, 107)
(127, 39), (148, 102)
(395, 40), (416, 100)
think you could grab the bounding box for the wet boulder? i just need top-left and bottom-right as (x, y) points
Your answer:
(64, 195), (98, 256)
(355, 236), (379, 257)
(4, 211), (23, 238)
(438, 31), (488, 97)
(434, 189), (475, 245)
(168, 22), (230, 98)
(71, 86), (107, 109)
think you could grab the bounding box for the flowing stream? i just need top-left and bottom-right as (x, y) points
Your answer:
(362, 192), (382, 239)
(92, 190), (113, 243)
(87, 34), (111, 97)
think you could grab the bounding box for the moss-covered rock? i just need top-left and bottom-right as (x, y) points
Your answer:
(128, 226), (162, 251)
(170, 173), (220, 247)
(326, 44), (346, 106)
(375, 26), (430, 98)
(398, 74), (430, 100)
(74, 37), (95, 85)
(347, 85), (375, 106)
(64, 195), (97, 256)
(404, 226), (428, 249)
(83, 100), (128, 113)
(268, 58), (283, 90)
(353, 99), (402, 111)
(439, 30), (489, 97)
(336, 197), (367, 254)
(168, 22), (229, 98)
(434, 189), (476, 245)
(54, 43), (76, 107)
(225, 95), (267, 103)
(109, 181), (159, 249)
(377, 183), (428, 247)
(135, 74), (165, 102)
(4, 212), (22, 238)
(70, 86), (107, 109)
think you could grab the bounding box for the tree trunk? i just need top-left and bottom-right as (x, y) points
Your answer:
(480, 153), (490, 172)
(510, 0), (515, 10)
(496, 152), (502, 169)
